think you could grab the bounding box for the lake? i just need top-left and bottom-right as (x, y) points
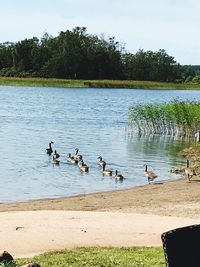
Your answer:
(0, 86), (199, 203)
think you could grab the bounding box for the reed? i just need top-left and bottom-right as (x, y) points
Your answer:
(129, 100), (200, 137)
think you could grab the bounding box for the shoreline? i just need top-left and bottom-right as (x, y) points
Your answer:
(1, 176), (200, 257)
(0, 77), (200, 90)
(1, 177), (200, 218)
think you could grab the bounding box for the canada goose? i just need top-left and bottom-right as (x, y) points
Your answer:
(67, 153), (78, 164)
(144, 164), (157, 184)
(53, 150), (60, 159)
(102, 162), (112, 176)
(73, 148), (83, 161)
(114, 170), (124, 181)
(51, 155), (60, 165)
(79, 161), (89, 172)
(79, 160), (87, 167)
(185, 159), (195, 182)
(46, 141), (53, 155)
(97, 156), (106, 167)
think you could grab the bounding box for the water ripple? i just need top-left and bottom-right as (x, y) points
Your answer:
(0, 86), (198, 202)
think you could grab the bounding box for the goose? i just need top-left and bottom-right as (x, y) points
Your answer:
(46, 141), (53, 155)
(102, 162), (112, 176)
(185, 159), (196, 182)
(53, 150), (60, 159)
(51, 155), (60, 165)
(97, 156), (106, 167)
(67, 153), (78, 164)
(73, 148), (83, 161)
(114, 170), (124, 181)
(144, 164), (157, 184)
(79, 160), (86, 167)
(79, 160), (89, 172)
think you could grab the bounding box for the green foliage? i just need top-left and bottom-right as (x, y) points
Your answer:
(122, 49), (183, 82)
(0, 27), (185, 82)
(192, 75), (200, 84)
(15, 247), (165, 267)
(129, 100), (200, 137)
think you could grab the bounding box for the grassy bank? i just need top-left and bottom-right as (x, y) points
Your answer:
(0, 77), (200, 89)
(129, 100), (200, 137)
(12, 247), (165, 267)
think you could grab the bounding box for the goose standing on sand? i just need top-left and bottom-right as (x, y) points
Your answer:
(51, 155), (60, 165)
(79, 160), (89, 172)
(144, 164), (157, 184)
(114, 170), (124, 181)
(97, 156), (106, 167)
(67, 153), (78, 164)
(74, 148), (83, 161)
(102, 162), (112, 176)
(46, 141), (53, 155)
(185, 159), (195, 182)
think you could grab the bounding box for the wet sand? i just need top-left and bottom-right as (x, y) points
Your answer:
(1, 177), (200, 218)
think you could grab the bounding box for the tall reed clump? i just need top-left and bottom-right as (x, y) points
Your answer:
(129, 100), (200, 137)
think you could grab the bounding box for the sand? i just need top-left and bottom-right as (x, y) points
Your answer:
(1, 177), (200, 258)
(0, 210), (199, 258)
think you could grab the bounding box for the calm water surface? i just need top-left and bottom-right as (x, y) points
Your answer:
(0, 86), (199, 203)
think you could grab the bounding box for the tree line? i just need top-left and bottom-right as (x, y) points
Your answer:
(0, 26), (199, 82)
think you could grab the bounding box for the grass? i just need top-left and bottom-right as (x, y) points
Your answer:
(0, 77), (200, 89)
(129, 100), (200, 137)
(9, 247), (165, 267)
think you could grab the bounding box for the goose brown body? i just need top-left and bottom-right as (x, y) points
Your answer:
(102, 162), (112, 176)
(144, 165), (157, 184)
(97, 156), (106, 167)
(114, 170), (124, 181)
(185, 159), (195, 182)
(79, 160), (89, 172)
(73, 148), (83, 161)
(67, 153), (78, 164)
(51, 155), (60, 165)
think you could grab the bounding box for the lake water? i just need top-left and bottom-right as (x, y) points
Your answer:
(0, 86), (199, 203)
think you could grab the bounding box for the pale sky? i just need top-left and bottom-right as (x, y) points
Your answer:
(0, 0), (199, 65)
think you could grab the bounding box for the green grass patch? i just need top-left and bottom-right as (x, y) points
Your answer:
(0, 77), (200, 89)
(11, 247), (165, 267)
(129, 100), (200, 137)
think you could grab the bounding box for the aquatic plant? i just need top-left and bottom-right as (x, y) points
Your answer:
(129, 100), (200, 137)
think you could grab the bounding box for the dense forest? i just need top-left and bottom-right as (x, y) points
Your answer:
(0, 26), (199, 82)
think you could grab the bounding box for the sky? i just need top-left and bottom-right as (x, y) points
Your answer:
(0, 0), (199, 65)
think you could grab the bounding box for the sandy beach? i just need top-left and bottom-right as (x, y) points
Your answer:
(1, 177), (200, 258)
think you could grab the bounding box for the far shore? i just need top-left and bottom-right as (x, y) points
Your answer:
(0, 76), (200, 90)
(1, 177), (200, 218)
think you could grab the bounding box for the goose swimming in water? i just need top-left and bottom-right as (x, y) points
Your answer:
(102, 162), (112, 176)
(67, 153), (78, 164)
(73, 148), (83, 161)
(114, 170), (124, 181)
(97, 156), (106, 167)
(53, 150), (60, 159)
(144, 164), (157, 184)
(51, 155), (60, 165)
(46, 141), (53, 155)
(79, 160), (89, 172)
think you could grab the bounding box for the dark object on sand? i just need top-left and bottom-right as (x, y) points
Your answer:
(161, 224), (200, 267)
(0, 251), (14, 263)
